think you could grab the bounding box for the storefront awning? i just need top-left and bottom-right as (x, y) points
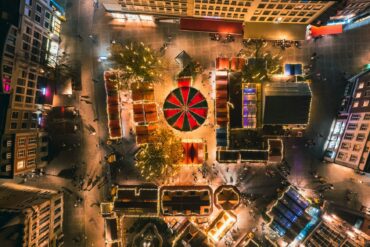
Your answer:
(243, 22), (307, 41)
(180, 18), (243, 35)
(310, 24), (343, 38)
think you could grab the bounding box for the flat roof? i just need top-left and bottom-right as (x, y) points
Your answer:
(0, 183), (59, 210)
(263, 83), (312, 125)
(243, 22), (307, 41)
(113, 184), (158, 215)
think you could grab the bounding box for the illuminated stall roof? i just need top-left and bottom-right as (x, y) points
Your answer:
(208, 211), (237, 243)
(214, 185), (240, 210)
(160, 186), (212, 216)
(182, 140), (205, 165)
(113, 184), (158, 216)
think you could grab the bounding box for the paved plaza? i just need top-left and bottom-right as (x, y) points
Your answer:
(3, 1), (370, 246)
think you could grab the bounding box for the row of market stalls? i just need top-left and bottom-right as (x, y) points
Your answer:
(215, 57), (246, 147)
(213, 57), (283, 164)
(104, 71), (123, 140)
(131, 82), (159, 144)
(101, 184), (241, 246)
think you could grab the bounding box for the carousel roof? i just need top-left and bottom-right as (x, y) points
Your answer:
(163, 87), (208, 131)
(214, 185), (240, 210)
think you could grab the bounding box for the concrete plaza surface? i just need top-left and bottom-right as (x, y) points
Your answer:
(2, 1), (370, 246)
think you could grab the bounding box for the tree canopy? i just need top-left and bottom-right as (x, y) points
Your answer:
(240, 39), (282, 83)
(135, 127), (183, 182)
(109, 41), (166, 89)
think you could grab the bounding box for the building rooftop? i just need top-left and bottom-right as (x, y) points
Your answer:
(173, 222), (211, 247)
(267, 187), (314, 244)
(0, 183), (60, 211)
(113, 184), (158, 216)
(263, 82), (312, 125)
(160, 186), (212, 216)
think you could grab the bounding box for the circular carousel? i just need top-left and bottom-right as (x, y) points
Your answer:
(163, 87), (208, 131)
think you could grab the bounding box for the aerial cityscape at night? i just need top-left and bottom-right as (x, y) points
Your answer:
(1, 0), (370, 246)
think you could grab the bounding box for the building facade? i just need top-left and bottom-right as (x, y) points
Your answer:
(111, 0), (335, 24)
(325, 70), (370, 172)
(0, 183), (64, 247)
(0, 0), (64, 178)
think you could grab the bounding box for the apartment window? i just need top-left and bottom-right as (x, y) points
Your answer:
(17, 160), (25, 170)
(24, 7), (32, 17)
(39, 225), (49, 235)
(295, 4), (304, 10)
(28, 148), (36, 156)
(6, 153), (11, 159)
(18, 150), (26, 158)
(36, 4), (42, 13)
(360, 124), (368, 131)
(18, 138), (26, 146)
(54, 216), (61, 225)
(22, 42), (30, 51)
(353, 144), (361, 152)
(363, 100), (369, 107)
(349, 155), (358, 162)
(344, 133), (353, 140)
(11, 111), (19, 119)
(340, 142), (350, 150)
(351, 114), (361, 120)
(27, 158), (36, 167)
(35, 14), (41, 23)
(54, 198), (62, 206)
(6, 140), (12, 147)
(359, 82), (364, 89)
(353, 101), (359, 108)
(10, 122), (17, 129)
(356, 92), (361, 98)
(365, 114), (370, 120)
(306, 12), (315, 17)
(285, 5), (293, 10)
(54, 207), (61, 215)
(347, 123), (357, 130)
(21, 123), (28, 129)
(45, 11), (51, 19)
(26, 97), (33, 104)
(26, 0), (32, 5)
(356, 134), (365, 141)
(337, 152), (347, 160)
(17, 79), (25, 87)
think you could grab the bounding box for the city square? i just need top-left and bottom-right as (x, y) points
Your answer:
(1, 0), (370, 247)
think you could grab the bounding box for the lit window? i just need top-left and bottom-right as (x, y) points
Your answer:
(17, 160), (25, 169)
(359, 82), (364, 89)
(24, 7), (31, 17)
(356, 92), (361, 98)
(363, 100), (369, 107)
(353, 102), (359, 108)
(18, 150), (26, 158)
